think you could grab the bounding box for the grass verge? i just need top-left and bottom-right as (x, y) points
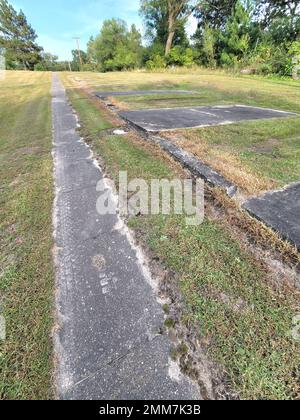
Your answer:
(0, 71), (54, 399)
(64, 82), (300, 400)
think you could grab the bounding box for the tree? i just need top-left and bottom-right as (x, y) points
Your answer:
(89, 19), (143, 71)
(255, 1), (300, 41)
(256, 1), (300, 26)
(193, 0), (238, 30)
(0, 0), (43, 70)
(202, 24), (217, 66)
(140, 0), (189, 53)
(140, 0), (201, 56)
(34, 52), (58, 71)
(220, 0), (251, 66)
(71, 49), (88, 71)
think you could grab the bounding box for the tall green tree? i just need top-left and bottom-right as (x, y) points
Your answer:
(220, 0), (252, 66)
(0, 0), (43, 70)
(256, 1), (300, 41)
(140, 0), (201, 56)
(256, 1), (300, 26)
(202, 24), (217, 66)
(89, 19), (143, 72)
(71, 49), (88, 71)
(193, 0), (238, 30)
(140, 0), (189, 52)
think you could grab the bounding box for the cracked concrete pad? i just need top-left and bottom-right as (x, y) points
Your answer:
(119, 105), (297, 132)
(52, 74), (200, 400)
(243, 183), (300, 250)
(95, 90), (195, 99)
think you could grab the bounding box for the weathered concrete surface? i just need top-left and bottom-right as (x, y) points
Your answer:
(52, 74), (200, 400)
(243, 183), (300, 250)
(120, 105), (296, 132)
(152, 136), (237, 197)
(95, 90), (195, 99)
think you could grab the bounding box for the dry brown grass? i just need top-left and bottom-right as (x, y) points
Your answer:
(164, 130), (276, 196)
(107, 96), (131, 111)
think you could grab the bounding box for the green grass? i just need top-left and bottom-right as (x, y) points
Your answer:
(0, 71), (54, 399)
(67, 88), (113, 133)
(65, 83), (300, 400)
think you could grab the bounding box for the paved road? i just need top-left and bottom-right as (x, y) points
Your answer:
(52, 74), (199, 400)
(119, 105), (296, 132)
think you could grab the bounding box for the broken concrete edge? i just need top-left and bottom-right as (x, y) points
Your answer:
(117, 114), (238, 198)
(154, 136), (238, 198)
(242, 203), (300, 253)
(242, 182), (300, 252)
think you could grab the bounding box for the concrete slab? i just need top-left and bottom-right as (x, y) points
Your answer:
(95, 90), (195, 99)
(119, 105), (297, 132)
(243, 183), (300, 250)
(52, 74), (200, 400)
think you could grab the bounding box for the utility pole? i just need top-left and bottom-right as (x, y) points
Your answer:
(73, 37), (83, 70)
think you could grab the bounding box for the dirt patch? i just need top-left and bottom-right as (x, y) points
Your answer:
(17, 146), (46, 155)
(247, 138), (280, 154)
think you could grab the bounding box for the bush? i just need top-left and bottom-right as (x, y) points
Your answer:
(145, 54), (166, 70)
(167, 46), (195, 67)
(220, 51), (238, 68)
(182, 48), (195, 67)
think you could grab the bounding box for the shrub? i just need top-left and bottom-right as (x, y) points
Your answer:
(145, 54), (166, 70)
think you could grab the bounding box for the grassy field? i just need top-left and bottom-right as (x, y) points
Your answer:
(62, 75), (300, 400)
(0, 71), (54, 399)
(63, 69), (300, 195)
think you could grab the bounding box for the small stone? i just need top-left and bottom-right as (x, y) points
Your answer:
(113, 129), (126, 135)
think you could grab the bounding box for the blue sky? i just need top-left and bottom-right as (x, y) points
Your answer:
(10, 0), (143, 60)
(10, 1), (197, 61)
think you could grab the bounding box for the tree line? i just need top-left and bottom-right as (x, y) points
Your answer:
(1, 0), (299, 77)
